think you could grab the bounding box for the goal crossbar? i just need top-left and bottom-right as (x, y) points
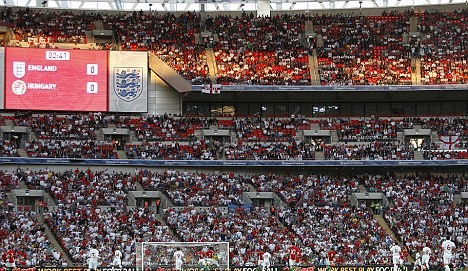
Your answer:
(137, 242), (230, 271)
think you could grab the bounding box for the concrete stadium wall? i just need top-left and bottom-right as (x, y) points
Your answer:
(2, 164), (467, 177)
(148, 70), (182, 116)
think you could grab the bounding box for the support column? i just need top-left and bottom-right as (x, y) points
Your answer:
(257, 0), (271, 17)
(36, 0), (47, 7)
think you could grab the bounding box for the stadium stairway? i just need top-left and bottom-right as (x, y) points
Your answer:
(330, 131), (339, 143)
(4, 118), (13, 126)
(411, 58), (421, 85)
(96, 127), (105, 141)
(314, 151), (324, 160)
(453, 194), (462, 205)
(374, 214), (414, 262)
(36, 215), (74, 266)
(397, 132), (404, 142)
(134, 178), (145, 191)
(137, 193), (181, 241)
(152, 212), (181, 242)
(411, 59), (417, 85)
(42, 192), (57, 209)
(194, 129), (203, 140)
(359, 184), (367, 192)
(18, 177), (28, 189)
(95, 19), (105, 31)
(414, 58), (421, 84)
(85, 19), (106, 45)
(85, 30), (94, 44)
(29, 129), (37, 141)
(304, 20), (314, 35)
(402, 32), (409, 45)
(117, 150), (128, 159)
(409, 15), (419, 33)
(413, 151), (424, 160)
(430, 131), (439, 144)
(205, 48), (218, 83)
(16, 148), (28, 158)
(6, 192), (16, 205)
(309, 49), (320, 85)
(304, 20), (320, 85)
(194, 33), (201, 45)
(316, 34), (324, 48)
(374, 215), (398, 242)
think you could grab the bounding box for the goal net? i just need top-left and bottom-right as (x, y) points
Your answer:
(136, 242), (230, 271)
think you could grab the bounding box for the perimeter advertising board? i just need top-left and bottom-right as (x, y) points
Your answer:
(11, 266), (409, 271)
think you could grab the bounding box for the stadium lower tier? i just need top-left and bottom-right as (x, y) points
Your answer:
(0, 168), (466, 270)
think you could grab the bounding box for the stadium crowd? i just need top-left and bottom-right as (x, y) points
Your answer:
(1, 113), (467, 160)
(101, 11), (210, 84)
(130, 115), (203, 142)
(323, 141), (415, 160)
(0, 170), (19, 192)
(45, 205), (175, 266)
(23, 168), (136, 206)
(423, 149), (468, 160)
(136, 169), (249, 206)
(0, 5), (466, 269)
(211, 13), (310, 85)
(250, 173), (359, 206)
(0, 8), (97, 45)
(0, 140), (19, 157)
(224, 141), (316, 160)
(1, 8), (466, 85)
(278, 204), (395, 265)
(24, 140), (118, 159)
(163, 206), (299, 265)
(0, 203), (65, 267)
(125, 140), (223, 160)
(361, 173), (467, 268)
(316, 11), (413, 85)
(414, 10), (467, 84)
(0, 167), (466, 268)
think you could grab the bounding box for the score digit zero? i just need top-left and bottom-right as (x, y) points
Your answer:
(87, 64), (98, 75)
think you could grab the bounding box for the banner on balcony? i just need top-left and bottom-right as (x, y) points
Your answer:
(202, 83), (221, 94)
(439, 135), (460, 150)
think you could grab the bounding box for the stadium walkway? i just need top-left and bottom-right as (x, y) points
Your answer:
(374, 214), (397, 242)
(36, 215), (74, 266)
(374, 214), (414, 262)
(117, 150), (128, 159)
(17, 149), (28, 158)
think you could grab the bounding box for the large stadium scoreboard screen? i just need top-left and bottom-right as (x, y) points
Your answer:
(1, 48), (148, 112)
(5, 48), (108, 111)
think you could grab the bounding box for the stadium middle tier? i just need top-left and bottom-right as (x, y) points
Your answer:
(1, 113), (466, 160)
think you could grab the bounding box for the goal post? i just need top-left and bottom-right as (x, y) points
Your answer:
(136, 242), (230, 271)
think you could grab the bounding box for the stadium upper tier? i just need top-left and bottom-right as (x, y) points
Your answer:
(1, 8), (467, 86)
